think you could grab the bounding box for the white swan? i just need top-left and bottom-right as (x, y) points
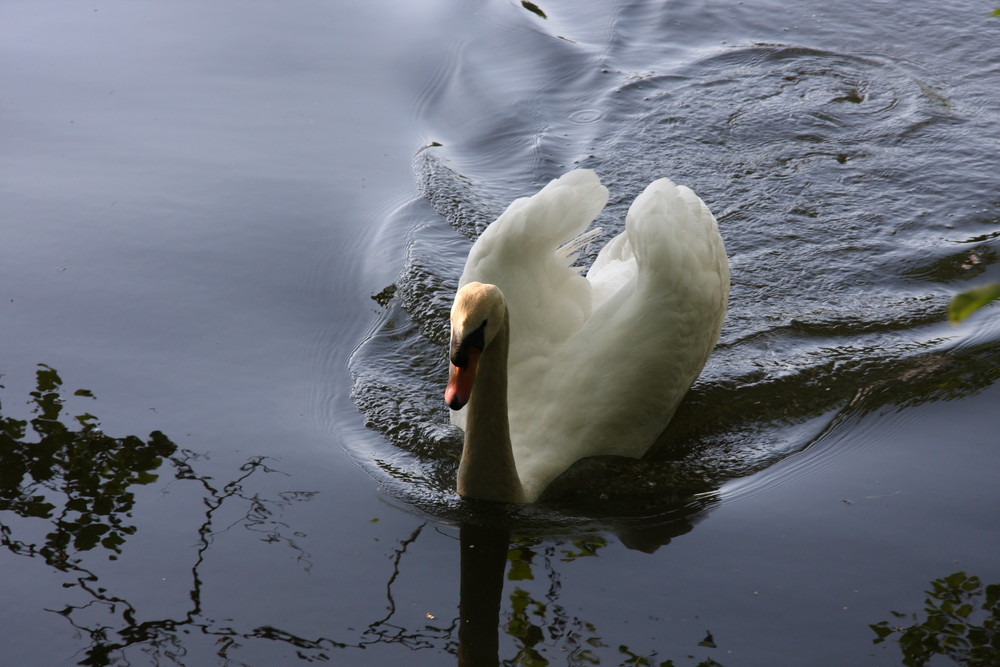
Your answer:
(445, 169), (729, 503)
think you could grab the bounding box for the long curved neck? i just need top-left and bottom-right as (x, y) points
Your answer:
(456, 311), (525, 503)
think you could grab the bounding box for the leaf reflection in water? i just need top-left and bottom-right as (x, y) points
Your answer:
(0, 364), (176, 565)
(871, 571), (1000, 667)
(0, 365), (318, 665)
(457, 516), (723, 667)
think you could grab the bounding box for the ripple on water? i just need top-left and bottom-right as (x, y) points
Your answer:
(568, 108), (604, 124)
(350, 43), (1000, 533)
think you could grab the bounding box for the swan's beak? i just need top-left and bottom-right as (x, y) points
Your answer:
(445, 347), (480, 410)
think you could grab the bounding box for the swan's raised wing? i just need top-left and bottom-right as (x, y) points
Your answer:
(459, 169), (609, 350)
(450, 170), (608, 433)
(586, 178), (727, 310)
(510, 178), (730, 500)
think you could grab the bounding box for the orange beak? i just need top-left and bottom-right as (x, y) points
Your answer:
(445, 347), (480, 410)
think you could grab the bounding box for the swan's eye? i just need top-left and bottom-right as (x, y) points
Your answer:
(450, 320), (487, 367)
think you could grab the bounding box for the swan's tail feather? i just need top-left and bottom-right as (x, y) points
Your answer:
(626, 178), (726, 293)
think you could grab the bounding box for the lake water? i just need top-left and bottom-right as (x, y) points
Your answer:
(2, 1), (999, 665)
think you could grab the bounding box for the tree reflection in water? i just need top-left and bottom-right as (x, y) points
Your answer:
(0, 365), (723, 665)
(872, 571), (999, 667)
(0, 365), (319, 665)
(0, 364), (175, 564)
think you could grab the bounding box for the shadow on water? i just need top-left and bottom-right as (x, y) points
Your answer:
(454, 506), (728, 667)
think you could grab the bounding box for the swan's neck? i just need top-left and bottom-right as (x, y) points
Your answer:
(456, 312), (525, 503)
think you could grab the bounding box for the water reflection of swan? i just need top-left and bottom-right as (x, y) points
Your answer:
(445, 170), (730, 503)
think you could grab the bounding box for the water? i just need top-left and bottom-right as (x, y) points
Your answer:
(2, 0), (999, 665)
(354, 2), (1000, 516)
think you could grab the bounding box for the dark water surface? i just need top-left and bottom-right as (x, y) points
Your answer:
(3, 1), (999, 665)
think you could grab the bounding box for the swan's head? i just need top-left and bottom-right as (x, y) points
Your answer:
(445, 281), (506, 411)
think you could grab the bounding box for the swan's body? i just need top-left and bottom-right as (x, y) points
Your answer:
(446, 169), (729, 503)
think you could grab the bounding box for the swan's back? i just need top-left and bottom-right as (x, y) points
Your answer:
(455, 170), (729, 501)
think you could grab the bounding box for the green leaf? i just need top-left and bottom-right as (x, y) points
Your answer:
(948, 283), (1000, 324)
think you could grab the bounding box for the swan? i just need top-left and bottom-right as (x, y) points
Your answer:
(444, 169), (729, 503)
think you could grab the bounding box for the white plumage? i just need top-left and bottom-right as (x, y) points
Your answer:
(446, 169), (729, 502)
